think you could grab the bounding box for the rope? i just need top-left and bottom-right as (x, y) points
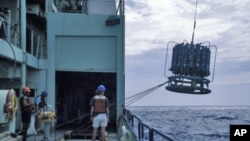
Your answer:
(55, 112), (91, 129)
(4, 89), (18, 123)
(125, 81), (168, 106)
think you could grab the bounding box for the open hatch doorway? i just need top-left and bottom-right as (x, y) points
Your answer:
(55, 71), (117, 132)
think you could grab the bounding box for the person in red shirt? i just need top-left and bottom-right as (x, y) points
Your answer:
(19, 86), (35, 141)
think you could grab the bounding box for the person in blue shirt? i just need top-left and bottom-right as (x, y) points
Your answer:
(35, 91), (48, 133)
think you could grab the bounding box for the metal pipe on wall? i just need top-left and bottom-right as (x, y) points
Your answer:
(20, 0), (26, 89)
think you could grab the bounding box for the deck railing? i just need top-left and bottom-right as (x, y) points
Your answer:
(121, 108), (174, 141)
(118, 115), (138, 141)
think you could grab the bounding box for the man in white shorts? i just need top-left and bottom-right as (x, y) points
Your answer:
(90, 85), (110, 141)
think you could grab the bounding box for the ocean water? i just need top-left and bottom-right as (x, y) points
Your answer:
(127, 106), (250, 141)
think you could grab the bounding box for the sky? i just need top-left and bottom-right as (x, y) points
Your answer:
(124, 0), (250, 106)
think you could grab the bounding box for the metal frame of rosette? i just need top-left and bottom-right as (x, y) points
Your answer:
(164, 40), (217, 94)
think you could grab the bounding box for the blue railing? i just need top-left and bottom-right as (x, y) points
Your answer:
(123, 108), (174, 141)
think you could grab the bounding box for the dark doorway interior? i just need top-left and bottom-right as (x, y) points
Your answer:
(55, 71), (117, 132)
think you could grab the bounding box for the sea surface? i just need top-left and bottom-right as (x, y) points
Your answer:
(127, 106), (250, 141)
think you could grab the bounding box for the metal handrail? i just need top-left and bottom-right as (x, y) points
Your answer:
(138, 121), (150, 140)
(118, 115), (137, 141)
(150, 128), (174, 141)
(123, 108), (174, 141)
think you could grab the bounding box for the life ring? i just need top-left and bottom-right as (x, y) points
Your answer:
(4, 89), (18, 122)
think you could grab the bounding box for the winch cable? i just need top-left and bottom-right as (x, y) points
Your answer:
(125, 81), (169, 106)
(191, 0), (198, 44)
(125, 81), (169, 102)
